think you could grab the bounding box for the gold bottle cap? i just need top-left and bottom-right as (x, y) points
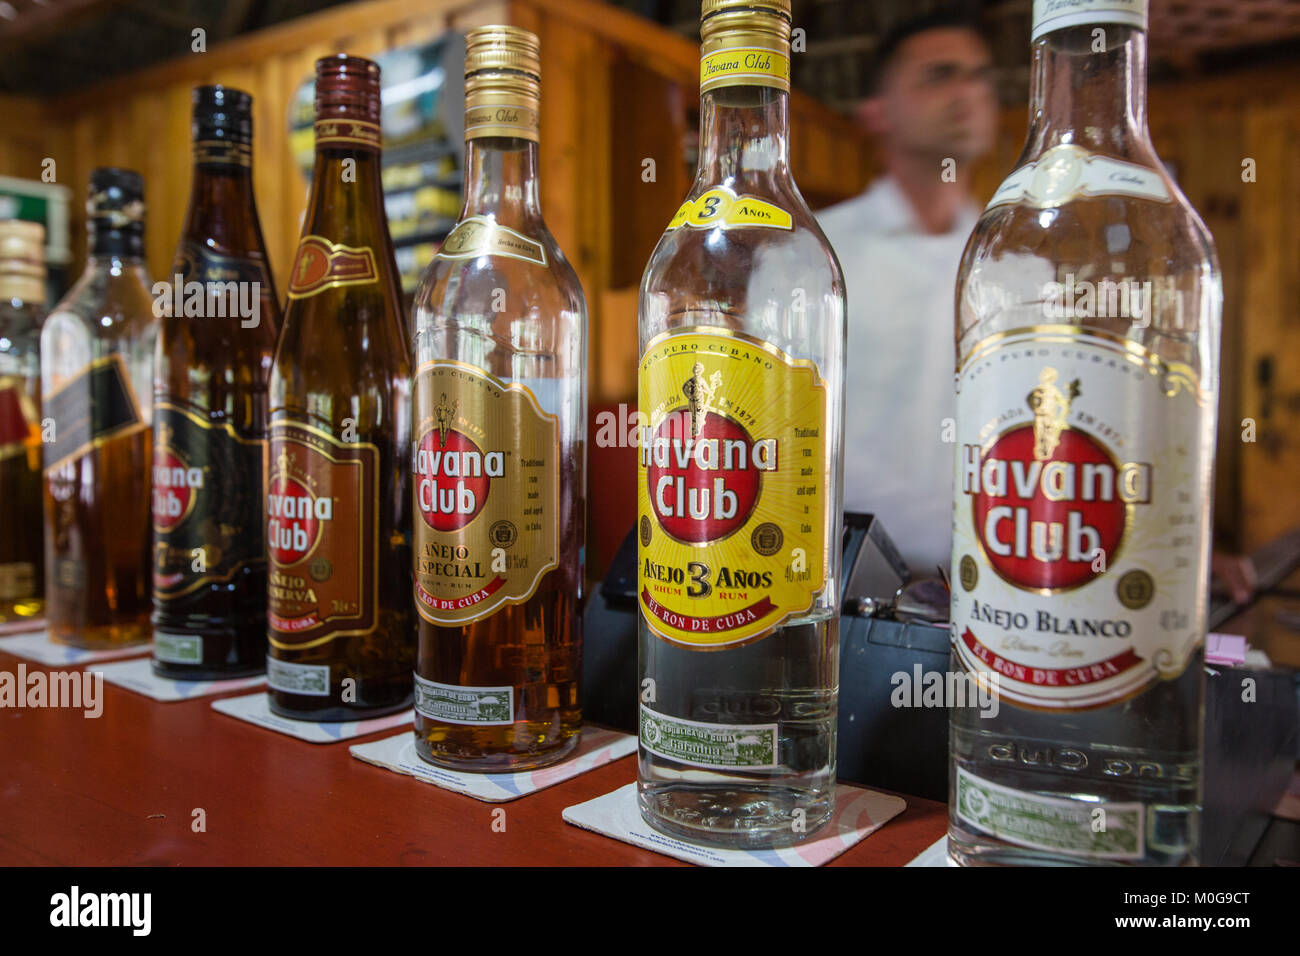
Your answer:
(0, 219), (46, 304)
(699, 0), (791, 94)
(463, 25), (541, 142)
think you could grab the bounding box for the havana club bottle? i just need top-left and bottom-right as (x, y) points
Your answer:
(0, 220), (47, 625)
(152, 86), (282, 678)
(266, 55), (414, 719)
(410, 26), (587, 771)
(41, 168), (157, 647)
(948, 0), (1220, 865)
(636, 0), (846, 846)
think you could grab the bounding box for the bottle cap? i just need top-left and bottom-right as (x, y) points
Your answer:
(698, 0), (791, 94)
(88, 167), (145, 230)
(193, 85), (253, 166)
(463, 25), (541, 143)
(314, 54), (383, 150)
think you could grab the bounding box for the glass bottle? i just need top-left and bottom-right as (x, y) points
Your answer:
(949, 0), (1219, 865)
(0, 220), (47, 625)
(41, 168), (157, 648)
(152, 85), (282, 679)
(410, 26), (587, 771)
(266, 55), (414, 720)
(636, 0), (846, 847)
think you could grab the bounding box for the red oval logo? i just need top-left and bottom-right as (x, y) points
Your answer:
(415, 428), (493, 532)
(973, 425), (1126, 590)
(267, 474), (324, 566)
(646, 409), (763, 544)
(151, 448), (200, 532)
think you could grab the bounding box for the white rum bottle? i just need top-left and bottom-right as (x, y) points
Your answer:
(637, 0), (846, 847)
(949, 0), (1220, 865)
(410, 26), (587, 771)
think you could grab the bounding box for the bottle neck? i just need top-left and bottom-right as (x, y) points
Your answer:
(460, 137), (541, 222)
(697, 84), (791, 192)
(88, 227), (144, 262)
(304, 147), (389, 241)
(184, 160), (257, 233)
(1026, 24), (1149, 157)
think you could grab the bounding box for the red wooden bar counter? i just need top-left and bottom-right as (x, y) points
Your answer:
(0, 645), (947, 866)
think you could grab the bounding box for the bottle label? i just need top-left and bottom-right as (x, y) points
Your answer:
(154, 631), (203, 664)
(464, 94), (539, 142)
(986, 145), (1170, 211)
(412, 361), (559, 626)
(0, 562), (36, 601)
(152, 401), (267, 602)
(175, 238), (273, 293)
(0, 377), (37, 462)
(639, 706), (778, 770)
(414, 674), (514, 725)
(700, 45), (790, 93)
(435, 217), (547, 267)
(41, 354), (146, 472)
(286, 236), (378, 299)
(666, 186), (792, 232)
(266, 420), (378, 649)
(952, 328), (1208, 709)
(1033, 0), (1148, 41)
(637, 328), (828, 647)
(266, 656), (330, 696)
(313, 119), (382, 150)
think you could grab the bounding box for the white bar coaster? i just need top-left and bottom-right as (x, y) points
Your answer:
(905, 835), (956, 867)
(0, 618), (44, 637)
(349, 726), (636, 803)
(211, 690), (412, 743)
(0, 630), (150, 666)
(97, 656), (266, 702)
(563, 782), (906, 867)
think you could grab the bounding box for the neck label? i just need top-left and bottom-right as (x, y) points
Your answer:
(700, 45), (789, 93)
(986, 145), (1170, 211)
(436, 217), (546, 266)
(313, 119), (382, 150)
(464, 93), (539, 142)
(667, 186), (792, 231)
(1032, 0), (1148, 41)
(287, 236), (378, 299)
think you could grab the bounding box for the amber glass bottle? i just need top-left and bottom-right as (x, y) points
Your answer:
(41, 168), (156, 648)
(410, 26), (587, 771)
(152, 86), (282, 679)
(0, 220), (47, 625)
(266, 55), (414, 719)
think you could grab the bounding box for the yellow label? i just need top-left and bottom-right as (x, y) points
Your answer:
(436, 216), (547, 266)
(700, 46), (790, 92)
(637, 328), (828, 647)
(412, 360), (559, 626)
(667, 186), (792, 232)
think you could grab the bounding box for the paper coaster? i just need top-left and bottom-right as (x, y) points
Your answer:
(97, 656), (266, 702)
(211, 690), (413, 743)
(563, 782), (906, 867)
(905, 835), (955, 867)
(349, 727), (636, 802)
(0, 630), (150, 666)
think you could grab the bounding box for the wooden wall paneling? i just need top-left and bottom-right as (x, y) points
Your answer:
(252, 55), (287, 297)
(1240, 101), (1297, 549)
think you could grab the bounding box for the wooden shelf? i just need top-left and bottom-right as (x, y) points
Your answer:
(0, 642), (947, 865)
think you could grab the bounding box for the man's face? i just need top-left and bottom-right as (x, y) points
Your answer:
(873, 28), (997, 162)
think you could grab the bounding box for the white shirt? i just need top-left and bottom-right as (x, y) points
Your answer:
(817, 176), (979, 576)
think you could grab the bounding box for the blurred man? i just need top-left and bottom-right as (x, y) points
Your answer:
(818, 10), (997, 575)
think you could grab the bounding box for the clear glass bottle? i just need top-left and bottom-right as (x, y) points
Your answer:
(0, 220), (48, 624)
(949, 0), (1219, 865)
(410, 26), (587, 771)
(636, 0), (846, 848)
(41, 168), (157, 648)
